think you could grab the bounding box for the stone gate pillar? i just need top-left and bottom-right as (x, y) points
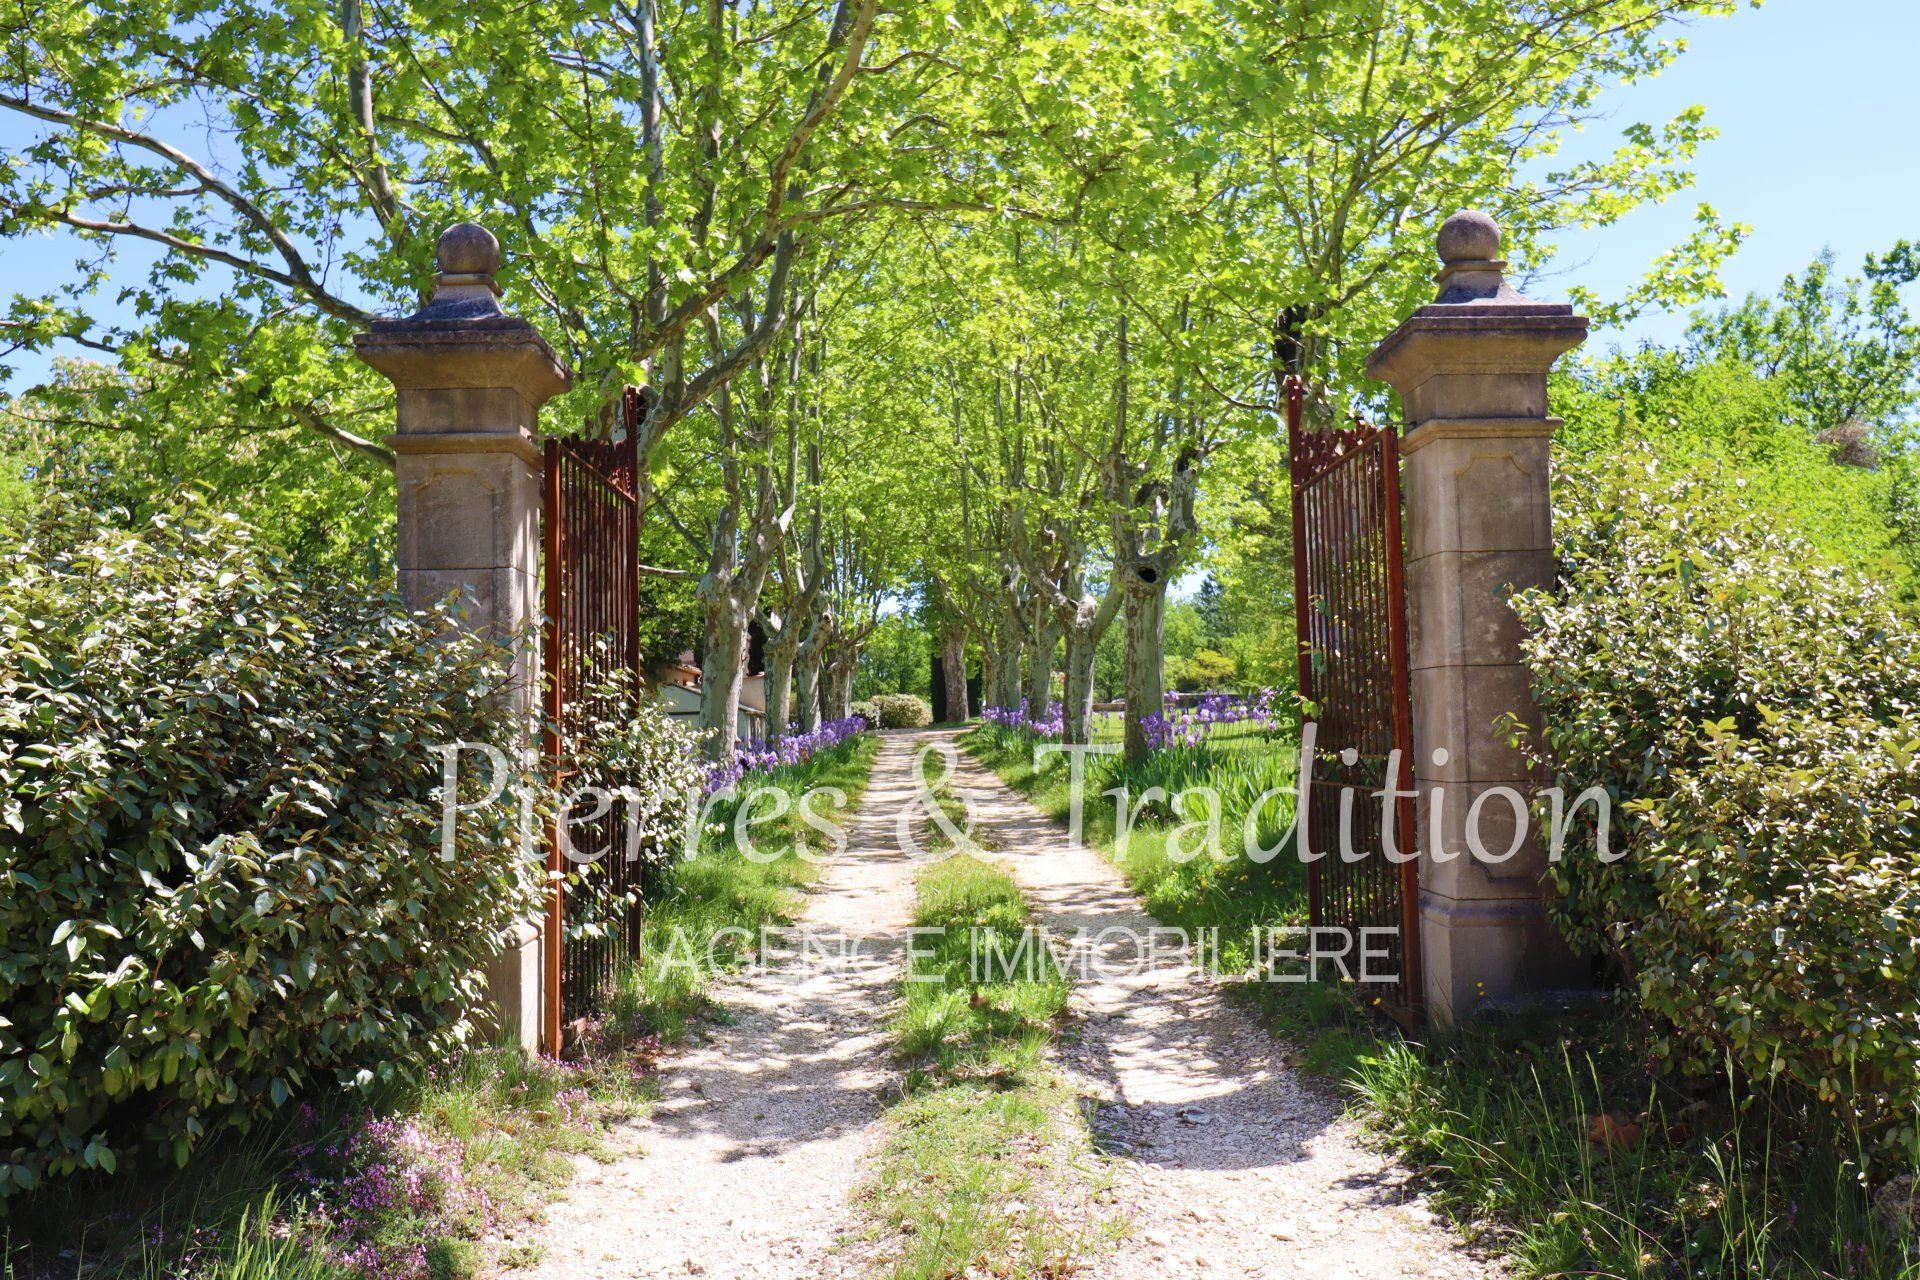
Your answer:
(1364, 211), (1587, 1027)
(354, 224), (571, 1052)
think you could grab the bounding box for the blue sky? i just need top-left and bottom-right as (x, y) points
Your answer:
(1540, 0), (1920, 350)
(2, 0), (1913, 387)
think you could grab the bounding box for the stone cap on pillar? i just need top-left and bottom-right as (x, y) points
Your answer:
(1365, 211), (1587, 426)
(354, 223), (572, 411)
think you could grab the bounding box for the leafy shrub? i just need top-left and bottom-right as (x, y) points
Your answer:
(849, 699), (879, 727)
(576, 685), (707, 870)
(1635, 711), (1920, 1158)
(0, 508), (545, 1196)
(560, 670), (707, 942)
(870, 693), (932, 729)
(1165, 647), (1238, 692)
(1513, 447), (1920, 1160)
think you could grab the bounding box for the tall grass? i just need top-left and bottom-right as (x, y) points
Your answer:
(6, 1119), (357, 1280)
(1352, 1019), (1920, 1279)
(135, 1197), (348, 1280)
(890, 856), (1069, 1085)
(5, 1043), (653, 1280)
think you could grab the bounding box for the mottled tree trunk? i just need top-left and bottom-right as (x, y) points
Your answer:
(764, 636), (797, 743)
(825, 657), (855, 720)
(1061, 631), (1098, 745)
(1057, 587), (1120, 745)
(988, 590), (1026, 711)
(1121, 578), (1167, 761)
(795, 633), (824, 732)
(698, 602), (749, 761)
(940, 627), (969, 723)
(1025, 613), (1058, 719)
(991, 640), (1024, 711)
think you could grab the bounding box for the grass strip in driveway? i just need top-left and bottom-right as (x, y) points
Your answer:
(862, 755), (1115, 1279)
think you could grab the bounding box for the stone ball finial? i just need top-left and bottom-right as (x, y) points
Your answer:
(436, 223), (501, 279)
(1437, 210), (1501, 265)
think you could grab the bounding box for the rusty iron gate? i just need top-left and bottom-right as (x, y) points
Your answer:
(1286, 377), (1422, 1016)
(542, 386), (646, 1052)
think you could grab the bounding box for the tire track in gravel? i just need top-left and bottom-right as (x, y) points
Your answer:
(940, 731), (1498, 1280)
(514, 734), (926, 1280)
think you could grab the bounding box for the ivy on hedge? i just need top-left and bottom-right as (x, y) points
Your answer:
(0, 508), (545, 1195)
(1514, 447), (1920, 1163)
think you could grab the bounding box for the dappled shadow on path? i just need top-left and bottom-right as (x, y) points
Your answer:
(518, 729), (1493, 1280)
(939, 730), (1494, 1280)
(517, 737), (927, 1280)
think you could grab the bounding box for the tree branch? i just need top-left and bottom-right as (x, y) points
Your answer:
(287, 403), (396, 467)
(0, 93), (374, 325)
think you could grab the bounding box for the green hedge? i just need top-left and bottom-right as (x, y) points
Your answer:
(1513, 447), (1920, 1161)
(0, 509), (543, 1195)
(870, 693), (933, 729)
(1637, 709), (1920, 1156)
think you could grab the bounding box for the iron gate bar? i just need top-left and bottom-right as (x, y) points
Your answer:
(1288, 378), (1316, 932)
(1287, 377), (1422, 1016)
(542, 388), (646, 1054)
(543, 422), (563, 1056)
